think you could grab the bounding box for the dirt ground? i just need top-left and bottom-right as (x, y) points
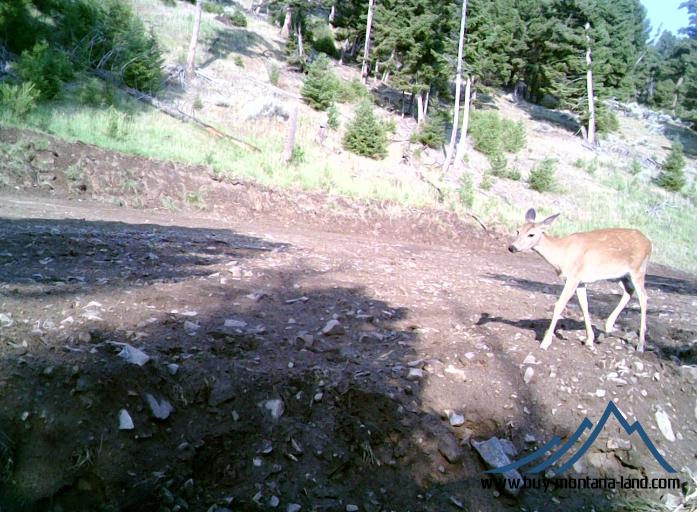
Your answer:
(0, 127), (696, 512)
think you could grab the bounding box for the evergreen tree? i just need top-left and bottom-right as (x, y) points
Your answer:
(658, 140), (687, 191)
(300, 54), (339, 110)
(343, 99), (388, 158)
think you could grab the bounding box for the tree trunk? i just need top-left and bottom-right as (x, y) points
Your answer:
(280, 7), (292, 39)
(360, 0), (375, 85)
(454, 75), (471, 163)
(416, 92), (424, 124)
(423, 86), (430, 119)
(339, 39), (348, 65)
(673, 76), (685, 112)
(329, 1), (336, 23)
(443, 0), (468, 174)
(186, 0), (204, 81)
(297, 24), (304, 56)
(280, 106), (299, 164)
(585, 22), (596, 145)
(248, 0), (254, 12)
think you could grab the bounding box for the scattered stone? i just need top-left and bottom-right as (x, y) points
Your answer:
(607, 438), (632, 451)
(322, 320), (345, 336)
(680, 366), (697, 383)
(43, 366), (55, 376)
(655, 409), (676, 442)
(407, 368), (424, 381)
(346, 505), (359, 512)
(269, 495), (280, 507)
(596, 389), (606, 398)
(499, 439), (517, 458)
(77, 331), (92, 343)
(119, 409), (134, 430)
(524, 435), (536, 443)
(287, 504), (302, 512)
(523, 354), (536, 365)
(572, 460), (586, 474)
(224, 319), (248, 328)
(523, 367), (534, 384)
(21, 412), (30, 421)
(314, 392), (323, 402)
(265, 399), (285, 420)
(183, 478), (194, 498)
(146, 394), (174, 420)
(295, 333), (314, 349)
(472, 437), (523, 496)
(260, 440), (274, 454)
(209, 376), (236, 407)
(449, 496), (464, 509)
(0, 313), (14, 327)
(438, 436), (463, 463)
(662, 494), (683, 509)
(449, 413), (465, 427)
(114, 343), (150, 366)
(167, 363), (179, 375)
(285, 296), (309, 304)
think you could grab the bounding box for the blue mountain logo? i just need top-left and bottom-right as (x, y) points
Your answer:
(485, 401), (676, 475)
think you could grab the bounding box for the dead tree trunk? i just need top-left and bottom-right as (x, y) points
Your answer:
(585, 22), (596, 145)
(416, 92), (424, 125)
(280, 106), (299, 164)
(297, 24), (304, 56)
(443, 0), (468, 173)
(186, 0), (204, 81)
(281, 6), (292, 38)
(360, 0), (375, 85)
(454, 75), (471, 163)
(673, 76), (685, 113)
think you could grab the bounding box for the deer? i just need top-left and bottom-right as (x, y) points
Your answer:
(508, 208), (652, 352)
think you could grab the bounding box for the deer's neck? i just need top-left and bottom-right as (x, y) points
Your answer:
(533, 233), (567, 276)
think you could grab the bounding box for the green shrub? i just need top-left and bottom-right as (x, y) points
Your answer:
(202, 2), (225, 14)
(234, 55), (244, 67)
(469, 111), (526, 179)
(580, 104), (620, 134)
(227, 10), (247, 27)
(480, 171), (493, 190)
(313, 35), (339, 59)
(336, 78), (371, 103)
(573, 157), (586, 168)
(657, 140), (687, 191)
(301, 54), (339, 111)
(16, 41), (73, 100)
(629, 156), (643, 175)
(501, 119), (527, 153)
(76, 76), (115, 106)
(0, 82), (40, 119)
(459, 172), (474, 207)
(343, 99), (388, 159)
(268, 62), (280, 85)
(410, 114), (445, 149)
(529, 157), (556, 193)
(327, 104), (340, 130)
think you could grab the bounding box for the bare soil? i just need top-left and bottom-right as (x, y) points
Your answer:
(0, 128), (696, 512)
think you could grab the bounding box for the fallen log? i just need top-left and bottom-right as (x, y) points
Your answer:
(94, 70), (261, 152)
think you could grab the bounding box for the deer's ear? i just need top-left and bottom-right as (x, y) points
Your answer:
(541, 213), (560, 227)
(525, 208), (536, 223)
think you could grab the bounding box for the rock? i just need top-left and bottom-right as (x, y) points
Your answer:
(265, 399), (285, 420)
(524, 435), (536, 443)
(115, 343), (150, 366)
(77, 331), (92, 343)
(449, 413), (465, 427)
(269, 495), (280, 507)
(523, 354), (536, 365)
(167, 363), (179, 375)
(119, 409), (134, 430)
(146, 394), (174, 420)
(472, 437), (523, 496)
(224, 319), (248, 328)
(680, 365), (697, 383)
(540, 93), (559, 109)
(655, 409), (676, 442)
(438, 436), (463, 463)
(523, 367), (534, 384)
(322, 320), (345, 336)
(572, 460), (586, 474)
(607, 438), (632, 451)
(596, 389), (606, 398)
(294, 333), (314, 349)
(209, 376), (236, 407)
(662, 494), (683, 509)
(407, 368), (424, 381)
(499, 439), (517, 458)
(183, 478), (194, 498)
(287, 505), (302, 512)
(346, 505), (359, 512)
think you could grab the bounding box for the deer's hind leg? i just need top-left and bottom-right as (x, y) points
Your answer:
(605, 276), (633, 335)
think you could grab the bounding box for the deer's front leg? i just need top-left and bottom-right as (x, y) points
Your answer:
(541, 278), (580, 350)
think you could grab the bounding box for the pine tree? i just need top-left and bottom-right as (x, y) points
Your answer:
(300, 54), (339, 110)
(343, 99), (388, 159)
(658, 140), (687, 191)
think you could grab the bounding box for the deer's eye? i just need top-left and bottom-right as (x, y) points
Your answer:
(528, 233), (535, 238)
(516, 230), (520, 235)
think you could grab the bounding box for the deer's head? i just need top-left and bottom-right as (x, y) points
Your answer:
(508, 208), (560, 253)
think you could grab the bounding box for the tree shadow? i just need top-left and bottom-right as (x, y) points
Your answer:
(201, 26), (285, 68)
(514, 99), (582, 134)
(662, 121), (697, 158)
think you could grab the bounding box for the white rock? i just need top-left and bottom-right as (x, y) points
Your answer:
(269, 495), (280, 507)
(167, 363), (179, 375)
(287, 505), (302, 512)
(322, 319), (344, 335)
(346, 505), (359, 512)
(523, 354), (536, 365)
(449, 413), (465, 427)
(523, 367), (534, 384)
(115, 343), (150, 366)
(407, 368), (424, 381)
(525, 434), (536, 443)
(596, 389), (606, 398)
(225, 319), (248, 328)
(146, 394), (174, 420)
(655, 409), (676, 442)
(119, 409), (134, 430)
(184, 320), (200, 331)
(265, 399), (285, 420)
